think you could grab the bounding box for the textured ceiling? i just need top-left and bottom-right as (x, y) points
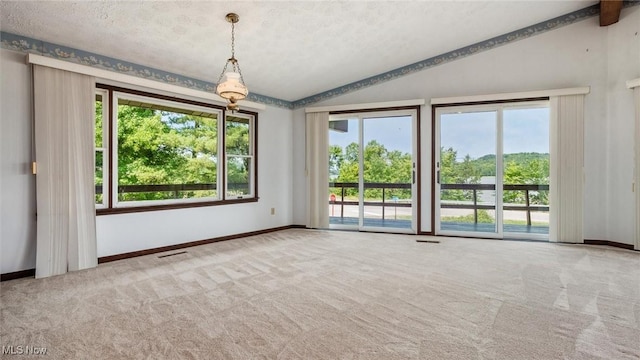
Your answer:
(0, 1), (597, 101)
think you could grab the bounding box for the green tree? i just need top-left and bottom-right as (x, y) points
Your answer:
(115, 105), (219, 200)
(95, 99), (104, 203)
(344, 142), (359, 163)
(439, 147), (481, 201)
(225, 118), (251, 195)
(337, 142), (360, 197)
(458, 154), (481, 184)
(386, 149), (412, 199)
(329, 145), (344, 180)
(503, 157), (549, 204)
(333, 140), (412, 199)
(363, 140), (390, 198)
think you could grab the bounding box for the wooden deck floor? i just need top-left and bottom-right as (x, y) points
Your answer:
(330, 217), (412, 230)
(440, 222), (549, 234)
(330, 217), (549, 236)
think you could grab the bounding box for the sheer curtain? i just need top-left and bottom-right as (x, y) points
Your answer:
(34, 65), (97, 278)
(549, 94), (584, 243)
(634, 85), (640, 250)
(305, 112), (330, 229)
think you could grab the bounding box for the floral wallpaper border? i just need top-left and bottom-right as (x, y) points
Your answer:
(2, 2), (631, 110)
(291, 3), (617, 108)
(0, 32), (292, 109)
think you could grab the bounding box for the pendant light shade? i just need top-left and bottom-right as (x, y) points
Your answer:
(217, 72), (248, 101)
(216, 13), (248, 112)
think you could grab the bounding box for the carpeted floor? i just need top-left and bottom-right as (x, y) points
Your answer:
(1, 229), (639, 359)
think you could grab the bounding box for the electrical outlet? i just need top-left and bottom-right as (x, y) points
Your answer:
(270, 207), (275, 215)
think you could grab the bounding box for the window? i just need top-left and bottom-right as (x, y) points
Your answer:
(95, 85), (258, 213)
(95, 89), (108, 208)
(434, 100), (550, 240)
(327, 108), (419, 233)
(225, 114), (254, 198)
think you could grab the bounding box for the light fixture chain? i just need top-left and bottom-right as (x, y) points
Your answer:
(216, 61), (229, 85)
(230, 21), (235, 59)
(229, 19), (245, 86)
(236, 62), (245, 87)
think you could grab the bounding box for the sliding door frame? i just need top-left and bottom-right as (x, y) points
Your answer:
(431, 98), (549, 240)
(330, 105), (421, 234)
(434, 104), (503, 239)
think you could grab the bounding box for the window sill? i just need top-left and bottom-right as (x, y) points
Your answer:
(96, 197), (259, 215)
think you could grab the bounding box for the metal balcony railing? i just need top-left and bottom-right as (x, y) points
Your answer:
(440, 183), (549, 226)
(328, 182), (549, 226)
(95, 183), (248, 199)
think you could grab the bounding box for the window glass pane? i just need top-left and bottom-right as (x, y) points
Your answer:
(95, 93), (105, 206)
(95, 150), (104, 204)
(503, 107), (550, 235)
(116, 98), (219, 202)
(225, 115), (250, 155)
(95, 93), (103, 148)
(226, 156), (251, 197)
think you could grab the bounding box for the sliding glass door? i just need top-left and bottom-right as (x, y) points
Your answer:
(329, 110), (417, 233)
(435, 102), (549, 240)
(328, 117), (360, 227)
(502, 107), (550, 236)
(437, 109), (501, 237)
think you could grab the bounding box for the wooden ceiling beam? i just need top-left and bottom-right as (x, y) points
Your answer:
(600, 0), (623, 26)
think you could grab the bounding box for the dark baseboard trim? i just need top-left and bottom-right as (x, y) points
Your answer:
(584, 239), (635, 250)
(5, 230), (634, 281)
(1, 268), (35, 282)
(98, 225), (303, 264)
(1, 225), (308, 281)
(424, 235), (637, 250)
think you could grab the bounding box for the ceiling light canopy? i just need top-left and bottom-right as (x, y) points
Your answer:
(216, 13), (248, 112)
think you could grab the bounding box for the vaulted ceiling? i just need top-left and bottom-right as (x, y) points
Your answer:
(1, 1), (599, 102)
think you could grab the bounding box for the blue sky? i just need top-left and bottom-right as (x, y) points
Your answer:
(441, 108), (549, 160)
(330, 116), (413, 154)
(330, 108), (549, 160)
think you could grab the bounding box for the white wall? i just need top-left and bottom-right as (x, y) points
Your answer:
(293, 9), (640, 244)
(1, 50), (37, 273)
(291, 108), (307, 225)
(603, 8), (640, 245)
(1, 49), (294, 272)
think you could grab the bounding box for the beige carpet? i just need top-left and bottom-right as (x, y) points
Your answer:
(1, 229), (639, 359)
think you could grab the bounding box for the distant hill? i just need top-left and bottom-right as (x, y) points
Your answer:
(472, 152), (549, 176)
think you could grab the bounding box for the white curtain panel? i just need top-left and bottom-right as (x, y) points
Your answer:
(549, 95), (584, 243)
(34, 65), (97, 278)
(305, 112), (330, 229)
(634, 87), (640, 250)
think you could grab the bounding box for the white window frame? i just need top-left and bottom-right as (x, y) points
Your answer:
(111, 91), (224, 208)
(434, 100), (550, 241)
(95, 88), (109, 209)
(224, 112), (256, 199)
(327, 108), (419, 234)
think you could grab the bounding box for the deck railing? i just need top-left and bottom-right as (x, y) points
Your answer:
(97, 182), (548, 225)
(329, 182), (411, 220)
(328, 182), (549, 225)
(95, 183), (247, 199)
(440, 183), (549, 226)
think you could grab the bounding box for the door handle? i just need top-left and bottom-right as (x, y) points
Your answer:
(412, 171), (415, 184)
(437, 170), (440, 184)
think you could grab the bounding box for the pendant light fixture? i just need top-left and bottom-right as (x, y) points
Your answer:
(216, 13), (248, 112)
